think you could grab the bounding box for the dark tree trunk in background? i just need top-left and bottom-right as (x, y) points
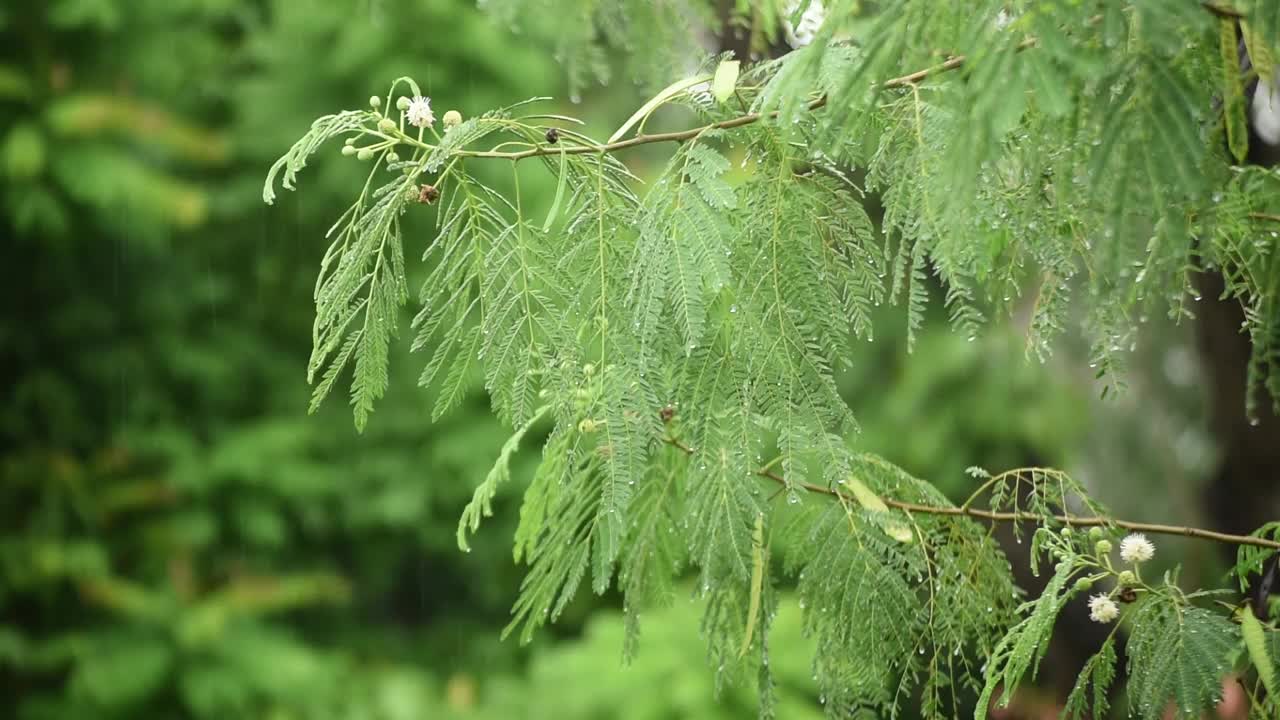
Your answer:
(1196, 271), (1280, 571)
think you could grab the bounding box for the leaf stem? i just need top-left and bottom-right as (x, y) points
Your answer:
(660, 438), (1280, 550)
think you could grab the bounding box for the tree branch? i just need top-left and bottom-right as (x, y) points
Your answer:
(662, 438), (1280, 550)
(456, 43), (1026, 163)
(432, 0), (1253, 167)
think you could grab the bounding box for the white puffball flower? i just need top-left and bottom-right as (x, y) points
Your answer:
(1119, 533), (1155, 564)
(1088, 594), (1120, 624)
(406, 96), (435, 129)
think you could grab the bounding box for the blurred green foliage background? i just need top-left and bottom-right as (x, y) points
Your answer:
(0, 1), (1240, 718)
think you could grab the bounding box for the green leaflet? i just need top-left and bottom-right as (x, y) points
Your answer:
(1126, 599), (1238, 720)
(843, 474), (913, 543)
(977, 558), (1078, 719)
(1222, 17), (1249, 164)
(1242, 20), (1276, 81)
(457, 404), (550, 552)
(1062, 634), (1117, 720)
(712, 59), (740, 104)
(738, 512), (766, 658)
(263, 110), (368, 204)
(1241, 606), (1278, 699)
(542, 148), (568, 231)
(607, 73), (711, 143)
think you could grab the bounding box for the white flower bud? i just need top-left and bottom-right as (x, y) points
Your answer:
(369, 95), (381, 108)
(443, 110), (462, 128)
(1088, 594), (1119, 623)
(341, 144), (357, 156)
(396, 96), (412, 111)
(356, 148), (374, 162)
(378, 117), (396, 133)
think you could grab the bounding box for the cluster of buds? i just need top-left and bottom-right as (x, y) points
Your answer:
(340, 94), (472, 209)
(341, 94), (463, 165)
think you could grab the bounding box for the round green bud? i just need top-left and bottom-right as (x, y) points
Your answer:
(578, 418), (598, 434)
(1117, 570), (1135, 585)
(356, 148), (375, 162)
(396, 96), (411, 111)
(386, 151), (399, 163)
(443, 110), (463, 128)
(341, 144), (357, 156)
(583, 363), (595, 376)
(1088, 527), (1105, 540)
(344, 136), (356, 146)
(1073, 577), (1094, 592)
(1060, 527), (1073, 537)
(1094, 539), (1112, 554)
(378, 117), (397, 133)
(369, 95), (381, 108)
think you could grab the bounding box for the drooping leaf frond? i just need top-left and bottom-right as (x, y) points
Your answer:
(265, 2), (1280, 716)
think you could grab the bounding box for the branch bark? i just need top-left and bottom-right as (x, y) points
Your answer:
(454, 45), (1016, 162)
(663, 438), (1280, 550)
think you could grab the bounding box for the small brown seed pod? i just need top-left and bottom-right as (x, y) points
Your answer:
(659, 405), (675, 423)
(418, 184), (440, 204)
(1118, 586), (1138, 604)
(545, 127), (559, 144)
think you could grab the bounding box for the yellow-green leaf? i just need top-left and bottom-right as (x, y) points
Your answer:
(1241, 606), (1278, 698)
(542, 149), (568, 231)
(607, 74), (711, 143)
(1243, 20), (1276, 82)
(1222, 17), (1250, 164)
(739, 512), (765, 658)
(712, 60), (740, 104)
(844, 475), (913, 543)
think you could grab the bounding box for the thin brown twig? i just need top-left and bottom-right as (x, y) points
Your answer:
(457, 41), (1038, 163)
(661, 437), (1280, 550)
(1249, 212), (1280, 223)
